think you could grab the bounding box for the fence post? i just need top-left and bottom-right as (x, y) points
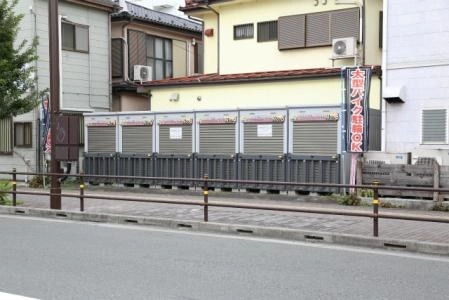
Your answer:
(433, 161), (441, 204)
(203, 174), (209, 222)
(372, 180), (380, 237)
(12, 168), (17, 207)
(356, 158), (363, 196)
(80, 172), (85, 212)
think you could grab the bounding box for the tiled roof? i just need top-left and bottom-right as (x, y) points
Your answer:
(113, 1), (202, 33)
(140, 66), (382, 87)
(180, 0), (228, 12)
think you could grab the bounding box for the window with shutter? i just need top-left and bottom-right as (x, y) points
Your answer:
(0, 118), (12, 155)
(278, 15), (305, 50)
(422, 109), (447, 144)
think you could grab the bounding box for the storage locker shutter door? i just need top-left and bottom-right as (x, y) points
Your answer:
(88, 127), (116, 153)
(159, 125), (192, 154)
(122, 126), (152, 154)
(244, 123), (283, 155)
(293, 122), (337, 155)
(199, 124), (235, 155)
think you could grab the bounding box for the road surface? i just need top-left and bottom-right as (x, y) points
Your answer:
(0, 215), (448, 299)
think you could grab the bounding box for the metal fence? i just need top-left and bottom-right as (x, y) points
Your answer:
(2, 170), (449, 239)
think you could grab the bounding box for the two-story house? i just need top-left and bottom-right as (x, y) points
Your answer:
(136, 0), (383, 156)
(0, 0), (117, 177)
(111, 1), (203, 111)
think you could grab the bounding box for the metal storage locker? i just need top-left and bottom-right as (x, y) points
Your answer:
(241, 112), (285, 155)
(87, 126), (116, 153)
(199, 123), (235, 155)
(292, 121), (338, 155)
(158, 123), (193, 154)
(122, 125), (153, 154)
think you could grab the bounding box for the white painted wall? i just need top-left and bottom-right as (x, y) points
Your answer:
(384, 0), (449, 163)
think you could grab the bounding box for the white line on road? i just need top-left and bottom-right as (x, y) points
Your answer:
(2, 214), (449, 263)
(0, 291), (38, 300)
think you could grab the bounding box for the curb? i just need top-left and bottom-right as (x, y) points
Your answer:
(1, 206), (448, 256)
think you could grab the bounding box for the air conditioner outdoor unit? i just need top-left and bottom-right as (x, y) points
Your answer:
(133, 65), (152, 82)
(331, 37), (356, 59)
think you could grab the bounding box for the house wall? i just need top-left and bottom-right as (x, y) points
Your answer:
(383, 0), (449, 164)
(149, 77), (381, 112)
(195, 0), (382, 75)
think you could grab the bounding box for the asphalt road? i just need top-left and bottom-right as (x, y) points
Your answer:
(1, 215), (449, 300)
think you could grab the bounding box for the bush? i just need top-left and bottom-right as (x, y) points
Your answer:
(0, 180), (12, 205)
(336, 193), (361, 206)
(29, 175), (50, 188)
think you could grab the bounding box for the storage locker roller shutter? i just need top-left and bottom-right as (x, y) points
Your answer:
(293, 122), (337, 155)
(122, 126), (152, 154)
(199, 124), (235, 155)
(159, 125), (192, 154)
(244, 123), (283, 155)
(87, 127), (116, 153)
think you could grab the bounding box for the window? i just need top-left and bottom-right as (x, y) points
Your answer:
(422, 109), (447, 144)
(14, 122), (32, 148)
(257, 20), (278, 42)
(0, 118), (13, 154)
(234, 23), (254, 40)
(146, 36), (173, 80)
(111, 39), (124, 78)
(62, 22), (89, 52)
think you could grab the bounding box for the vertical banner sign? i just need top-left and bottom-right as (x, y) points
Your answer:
(345, 67), (372, 152)
(41, 94), (51, 153)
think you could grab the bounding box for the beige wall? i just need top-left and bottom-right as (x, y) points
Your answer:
(149, 76), (381, 111)
(191, 0), (382, 74)
(114, 93), (150, 111)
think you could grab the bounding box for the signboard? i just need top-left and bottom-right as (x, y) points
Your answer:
(345, 67), (372, 152)
(257, 124), (272, 137)
(169, 127), (182, 139)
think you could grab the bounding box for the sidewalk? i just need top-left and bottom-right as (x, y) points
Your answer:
(6, 185), (449, 254)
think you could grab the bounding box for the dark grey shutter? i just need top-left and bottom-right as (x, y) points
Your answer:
(128, 30), (146, 78)
(0, 118), (12, 153)
(88, 127), (116, 153)
(330, 8), (360, 40)
(199, 124), (235, 155)
(243, 123), (283, 155)
(306, 12), (331, 46)
(278, 14), (305, 50)
(111, 39), (123, 78)
(197, 42), (204, 74)
(122, 126), (152, 154)
(422, 109), (447, 143)
(293, 122), (338, 155)
(159, 125), (192, 154)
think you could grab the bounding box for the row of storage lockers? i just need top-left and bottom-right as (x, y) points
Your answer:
(83, 153), (340, 192)
(84, 107), (341, 156)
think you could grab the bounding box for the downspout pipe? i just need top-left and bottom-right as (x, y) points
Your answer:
(205, 3), (220, 74)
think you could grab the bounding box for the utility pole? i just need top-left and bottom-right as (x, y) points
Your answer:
(48, 0), (61, 209)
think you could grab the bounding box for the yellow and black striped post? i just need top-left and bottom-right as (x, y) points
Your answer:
(372, 180), (380, 237)
(79, 172), (85, 212)
(203, 174), (209, 222)
(12, 168), (17, 207)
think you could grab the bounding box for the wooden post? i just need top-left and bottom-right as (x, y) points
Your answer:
(433, 161), (441, 203)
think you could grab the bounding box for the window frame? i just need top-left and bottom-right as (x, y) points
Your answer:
(61, 21), (90, 53)
(14, 122), (32, 148)
(145, 35), (173, 80)
(0, 118), (13, 155)
(421, 108), (448, 145)
(257, 20), (278, 43)
(111, 38), (124, 78)
(234, 23), (254, 40)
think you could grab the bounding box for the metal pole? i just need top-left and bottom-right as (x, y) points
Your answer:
(372, 180), (379, 237)
(203, 174), (209, 222)
(12, 168), (17, 206)
(80, 173), (85, 212)
(48, 0), (61, 209)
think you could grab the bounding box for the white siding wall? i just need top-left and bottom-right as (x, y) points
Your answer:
(385, 0), (449, 161)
